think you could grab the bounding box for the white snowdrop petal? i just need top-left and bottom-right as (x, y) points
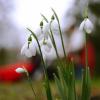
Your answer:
(69, 30), (85, 52)
(44, 46), (57, 61)
(79, 18), (94, 34)
(43, 23), (50, 34)
(47, 42), (52, 49)
(15, 68), (25, 73)
(79, 20), (85, 31)
(29, 43), (37, 56)
(21, 43), (28, 55)
(85, 19), (94, 34)
(44, 43), (52, 52)
(21, 41), (37, 57)
(30, 48), (36, 56)
(25, 50), (33, 57)
(21, 47), (25, 55)
(44, 45), (50, 52)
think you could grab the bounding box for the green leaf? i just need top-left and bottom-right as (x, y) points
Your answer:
(54, 74), (67, 100)
(81, 66), (91, 100)
(41, 14), (49, 23)
(51, 8), (66, 58)
(57, 66), (68, 95)
(67, 61), (76, 100)
(49, 21), (60, 60)
(44, 76), (53, 100)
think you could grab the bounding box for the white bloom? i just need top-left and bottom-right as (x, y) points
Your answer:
(21, 41), (37, 57)
(41, 40), (52, 52)
(39, 21), (68, 61)
(15, 68), (26, 73)
(68, 28), (85, 52)
(39, 38), (52, 61)
(79, 18), (94, 34)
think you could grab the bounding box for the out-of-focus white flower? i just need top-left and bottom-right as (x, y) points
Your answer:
(39, 38), (52, 61)
(15, 67), (26, 73)
(40, 20), (68, 61)
(68, 28), (85, 52)
(79, 18), (94, 34)
(21, 41), (37, 57)
(41, 39), (52, 52)
(21, 19), (68, 63)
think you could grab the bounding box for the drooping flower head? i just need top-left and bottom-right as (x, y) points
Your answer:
(15, 67), (26, 73)
(21, 35), (37, 57)
(79, 18), (94, 34)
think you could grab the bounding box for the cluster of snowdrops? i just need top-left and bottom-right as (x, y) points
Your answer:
(16, 8), (94, 100)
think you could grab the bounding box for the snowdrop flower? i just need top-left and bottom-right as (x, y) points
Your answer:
(39, 38), (52, 61)
(40, 38), (57, 65)
(21, 40), (37, 57)
(41, 39), (52, 52)
(79, 18), (94, 34)
(15, 67), (26, 73)
(41, 20), (68, 60)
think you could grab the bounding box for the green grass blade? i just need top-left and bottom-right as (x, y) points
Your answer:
(51, 8), (67, 58)
(54, 74), (67, 100)
(81, 67), (91, 100)
(44, 75), (53, 100)
(67, 61), (76, 100)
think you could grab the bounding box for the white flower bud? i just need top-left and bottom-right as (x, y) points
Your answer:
(79, 18), (94, 34)
(15, 68), (26, 73)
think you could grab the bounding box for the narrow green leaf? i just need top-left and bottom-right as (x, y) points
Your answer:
(44, 75), (53, 100)
(51, 8), (66, 58)
(68, 61), (76, 100)
(41, 14), (49, 23)
(58, 66), (68, 91)
(54, 74), (67, 100)
(81, 66), (91, 100)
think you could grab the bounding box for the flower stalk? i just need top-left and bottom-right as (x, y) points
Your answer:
(15, 67), (37, 100)
(51, 8), (67, 58)
(81, 7), (91, 100)
(27, 28), (53, 100)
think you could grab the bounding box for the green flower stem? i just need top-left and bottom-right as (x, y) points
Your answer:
(81, 28), (91, 100)
(68, 61), (76, 100)
(83, 5), (89, 67)
(27, 28), (52, 100)
(40, 14), (60, 60)
(51, 9), (67, 84)
(41, 14), (62, 67)
(83, 29), (88, 68)
(52, 8), (67, 58)
(41, 14), (49, 23)
(49, 21), (60, 60)
(24, 69), (38, 100)
(28, 77), (38, 100)
(27, 28), (47, 73)
(50, 21), (65, 69)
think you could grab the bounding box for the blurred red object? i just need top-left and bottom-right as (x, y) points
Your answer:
(0, 61), (36, 82)
(68, 40), (96, 77)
